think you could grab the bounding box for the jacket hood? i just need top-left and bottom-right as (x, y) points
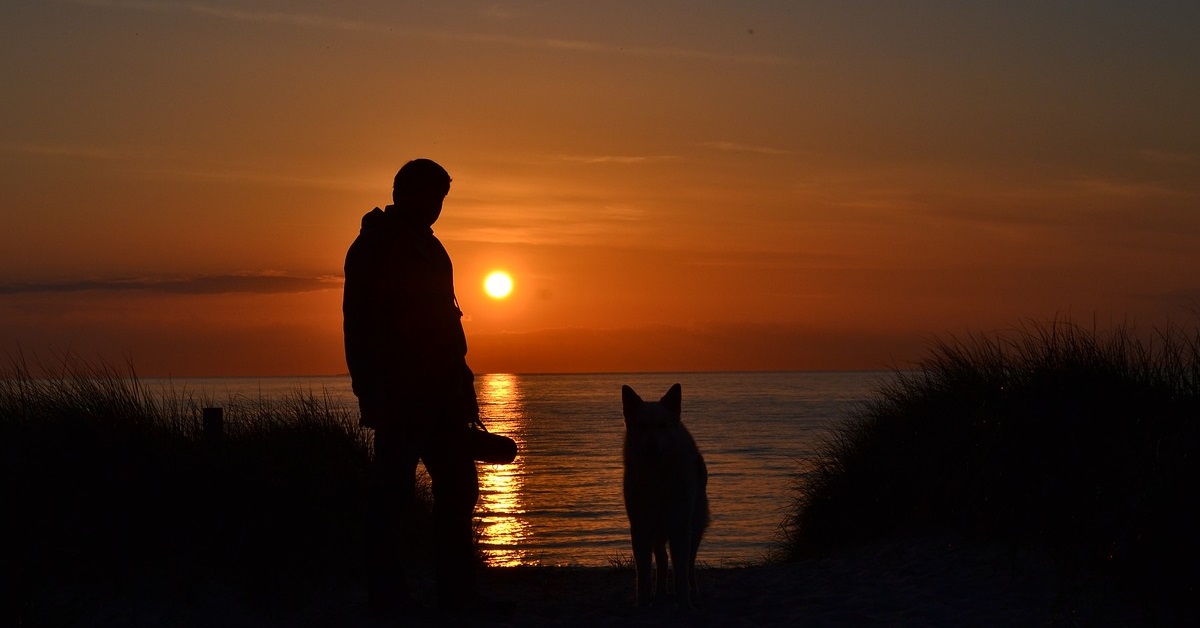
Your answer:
(359, 205), (433, 236)
(360, 207), (387, 233)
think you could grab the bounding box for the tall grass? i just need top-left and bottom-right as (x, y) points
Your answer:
(780, 320), (1199, 612)
(0, 355), (436, 621)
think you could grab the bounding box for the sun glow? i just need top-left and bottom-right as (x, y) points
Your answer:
(484, 271), (514, 299)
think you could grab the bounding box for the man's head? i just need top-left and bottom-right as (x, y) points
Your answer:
(392, 159), (451, 227)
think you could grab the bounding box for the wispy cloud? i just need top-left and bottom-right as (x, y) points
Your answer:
(186, 4), (376, 30)
(536, 38), (802, 66)
(69, 0), (804, 66)
(5, 140), (374, 190)
(450, 196), (651, 245)
(71, 0), (379, 31)
(699, 141), (801, 156)
(3, 141), (150, 161)
(145, 165), (376, 190)
(452, 211), (637, 245)
(478, 4), (519, 21)
(552, 154), (679, 165)
(0, 273), (341, 296)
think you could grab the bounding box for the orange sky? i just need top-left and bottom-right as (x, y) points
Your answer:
(3, 1), (1199, 376)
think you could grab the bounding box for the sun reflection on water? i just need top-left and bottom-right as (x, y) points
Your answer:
(475, 373), (530, 566)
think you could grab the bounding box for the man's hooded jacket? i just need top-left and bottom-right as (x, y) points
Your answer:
(343, 206), (470, 429)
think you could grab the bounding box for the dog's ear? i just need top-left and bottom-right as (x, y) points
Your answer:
(622, 385), (643, 419)
(660, 383), (682, 420)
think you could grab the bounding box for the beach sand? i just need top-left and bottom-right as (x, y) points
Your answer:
(65, 537), (1152, 627)
(466, 538), (1142, 627)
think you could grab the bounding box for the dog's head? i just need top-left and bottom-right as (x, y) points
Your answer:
(622, 383), (683, 454)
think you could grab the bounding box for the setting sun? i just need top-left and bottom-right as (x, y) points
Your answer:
(484, 271), (514, 299)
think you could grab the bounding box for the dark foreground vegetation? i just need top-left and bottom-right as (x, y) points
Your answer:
(781, 321), (1199, 620)
(8, 320), (1200, 623)
(0, 356), (436, 625)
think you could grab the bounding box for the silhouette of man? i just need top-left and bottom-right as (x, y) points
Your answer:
(343, 159), (484, 614)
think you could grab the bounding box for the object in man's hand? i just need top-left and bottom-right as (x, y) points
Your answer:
(465, 426), (518, 464)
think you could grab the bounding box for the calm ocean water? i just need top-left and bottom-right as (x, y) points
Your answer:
(146, 371), (888, 567)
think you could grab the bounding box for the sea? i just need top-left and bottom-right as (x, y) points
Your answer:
(144, 371), (890, 567)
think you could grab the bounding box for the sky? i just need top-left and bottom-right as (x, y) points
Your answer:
(2, 0), (1199, 376)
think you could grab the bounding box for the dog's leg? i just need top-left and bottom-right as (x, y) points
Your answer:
(631, 530), (654, 608)
(669, 532), (695, 609)
(653, 541), (669, 601)
(687, 543), (700, 605)
(688, 530), (703, 605)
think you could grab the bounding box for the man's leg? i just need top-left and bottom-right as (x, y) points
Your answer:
(422, 429), (480, 607)
(365, 425), (420, 612)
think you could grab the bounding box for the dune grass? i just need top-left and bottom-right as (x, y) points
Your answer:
(780, 320), (1199, 614)
(0, 355), (438, 622)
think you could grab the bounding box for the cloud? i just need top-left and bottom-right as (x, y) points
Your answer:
(144, 165), (375, 190)
(537, 38), (802, 66)
(2, 141), (150, 161)
(450, 197), (653, 245)
(70, 0), (804, 66)
(4, 141), (374, 190)
(552, 154), (679, 165)
(185, 4), (376, 31)
(0, 273), (341, 296)
(699, 141), (801, 156)
(70, 0), (379, 31)
(478, 4), (519, 21)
